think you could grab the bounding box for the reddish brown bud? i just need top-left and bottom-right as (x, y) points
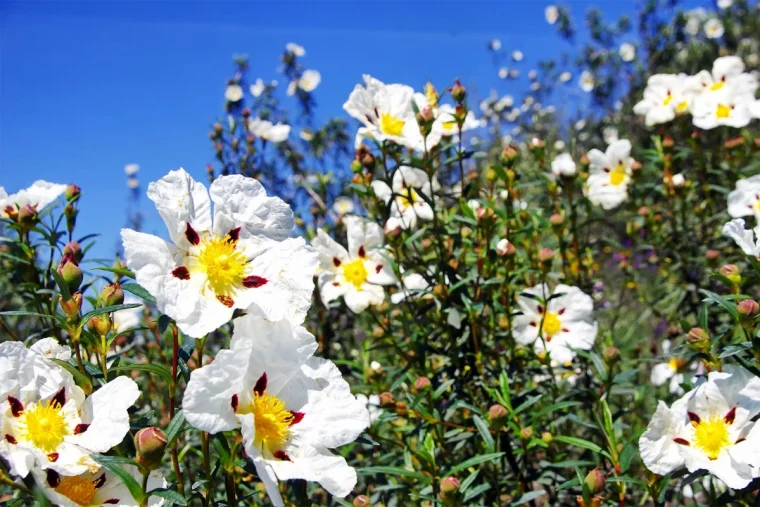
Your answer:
(135, 427), (168, 470)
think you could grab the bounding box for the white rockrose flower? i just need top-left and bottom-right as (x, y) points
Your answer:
(728, 175), (760, 222)
(489, 39), (502, 51)
(124, 163), (140, 176)
(688, 56), (758, 101)
(355, 394), (383, 424)
(559, 71), (572, 83)
(619, 43), (636, 62)
(250, 78), (266, 97)
(545, 5), (559, 24)
(121, 169), (317, 337)
(33, 465), (165, 507)
(651, 341), (695, 395)
(183, 315), (369, 505)
(224, 84), (244, 103)
(496, 238), (513, 256)
(0, 341), (138, 478)
(332, 196), (355, 216)
(285, 42), (305, 56)
(718, 0), (733, 8)
(551, 153), (577, 177)
(512, 50), (524, 62)
(704, 18), (724, 39)
(343, 74), (423, 150)
(692, 84), (755, 129)
(672, 173), (686, 187)
(639, 366), (760, 489)
(0, 180), (67, 219)
(371, 166), (440, 232)
(584, 139), (636, 209)
(723, 218), (760, 257)
(247, 118), (291, 142)
(513, 284), (598, 364)
(391, 271), (431, 305)
(498, 67), (508, 79)
(603, 126), (619, 144)
(633, 74), (693, 126)
(312, 216), (397, 313)
(288, 70), (321, 96)
(579, 71), (595, 92)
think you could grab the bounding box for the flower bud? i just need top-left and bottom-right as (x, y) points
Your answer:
(135, 427), (168, 470)
(450, 81), (466, 102)
(379, 392), (396, 407)
(59, 292), (83, 320)
(602, 346), (620, 364)
(414, 376), (432, 393)
(549, 213), (564, 229)
(500, 145), (519, 167)
(17, 204), (39, 229)
(538, 248), (554, 264)
(541, 431), (553, 444)
(99, 283), (124, 307)
(496, 238), (515, 257)
(63, 241), (83, 263)
(361, 152), (376, 170)
(718, 264), (741, 286)
(520, 426), (533, 440)
(737, 299), (759, 317)
(579, 153), (590, 167)
(686, 327), (710, 351)
(439, 476), (460, 502)
(353, 495), (370, 507)
(57, 254), (83, 293)
(584, 468), (606, 495)
(488, 404), (508, 429)
(64, 203), (78, 234)
(65, 184), (81, 203)
(87, 315), (111, 336)
(705, 249), (719, 267)
(350, 159), (363, 174)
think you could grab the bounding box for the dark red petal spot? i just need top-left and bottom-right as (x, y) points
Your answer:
(8, 396), (23, 417)
(561, 328), (569, 333)
(333, 257), (341, 267)
(375, 264), (383, 274)
(51, 387), (66, 409)
(536, 305), (544, 314)
(273, 450), (292, 461)
(74, 423), (90, 435)
(5, 434), (16, 444)
(673, 438), (690, 446)
(724, 407), (737, 425)
(603, 168), (610, 173)
(231, 394), (239, 412)
(254, 372), (268, 396)
(358, 246), (366, 258)
(289, 411), (305, 425)
(529, 322), (537, 327)
(48, 453), (59, 462)
(243, 275), (267, 288)
(172, 266), (191, 280)
(558, 308), (566, 315)
(228, 227), (241, 242)
(93, 473), (107, 489)
(46, 469), (61, 488)
(687, 412), (701, 424)
(332, 282), (340, 287)
(216, 295), (234, 308)
(736, 437), (747, 444)
(103, 499), (120, 504)
(185, 222), (200, 246)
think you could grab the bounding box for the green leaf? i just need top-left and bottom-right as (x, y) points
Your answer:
(472, 415), (495, 453)
(93, 266), (136, 279)
(110, 361), (173, 385)
(513, 394), (543, 416)
(166, 410), (185, 446)
(512, 491), (546, 505)
(121, 283), (157, 304)
(554, 435), (603, 454)
(148, 488), (187, 506)
(81, 303), (142, 324)
(358, 466), (431, 482)
(0, 310), (53, 319)
(93, 455), (144, 503)
(447, 452), (504, 475)
(699, 289), (739, 321)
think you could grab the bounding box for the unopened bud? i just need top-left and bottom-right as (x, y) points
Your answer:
(725, 136), (745, 149)
(662, 135), (674, 149)
(520, 426), (533, 440)
(63, 241), (83, 263)
(99, 283), (124, 307)
(705, 249), (719, 267)
(351, 159), (363, 173)
(450, 81), (466, 102)
(501, 145), (519, 166)
(59, 292), (83, 320)
(17, 204), (38, 228)
(541, 431), (553, 444)
(496, 238), (515, 257)
(579, 153), (590, 166)
(439, 476), (460, 502)
(87, 315), (111, 336)
(719, 264), (741, 286)
(414, 376), (432, 393)
(488, 404), (508, 429)
(57, 254), (83, 292)
(737, 299), (759, 317)
(64, 203), (78, 234)
(361, 152), (376, 169)
(603, 346), (620, 364)
(416, 107), (434, 124)
(549, 213), (564, 228)
(135, 427), (168, 470)
(379, 392), (396, 407)
(538, 248), (554, 264)
(65, 184), (81, 202)
(241, 107), (251, 118)
(686, 327), (710, 350)
(584, 468), (606, 495)
(353, 495), (370, 507)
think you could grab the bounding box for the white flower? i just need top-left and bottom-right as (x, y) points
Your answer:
(312, 216), (397, 313)
(247, 118), (291, 142)
(371, 166), (440, 232)
(391, 271), (430, 304)
(498, 67), (508, 79)
(496, 238), (513, 256)
(545, 5), (559, 24)
(127, 178), (139, 190)
(685, 8), (707, 36)
(718, 0), (733, 8)
(285, 42), (305, 56)
(528, 69), (538, 80)
(704, 18), (724, 39)
(412, 94), (479, 148)
(113, 294), (143, 334)
(688, 56), (758, 100)
(639, 366), (760, 489)
(619, 43), (636, 62)
(332, 197), (354, 216)
(447, 308), (462, 329)
(183, 314), (369, 505)
(633, 74), (693, 126)
(574, 119), (586, 130)
(513, 284), (598, 364)
(672, 173), (686, 187)
(585, 139), (635, 209)
(33, 465), (165, 507)
(343, 75), (422, 150)
(554, 140), (566, 150)
(121, 169), (317, 337)
(489, 39), (501, 51)
(579, 71), (595, 92)
(692, 84), (755, 129)
(509, 69), (520, 78)
(559, 71), (572, 83)
(225, 84), (244, 103)
(551, 153), (576, 177)
(723, 218), (760, 257)
(512, 50), (524, 61)
(467, 199), (481, 212)
(356, 394), (382, 424)
(651, 342), (694, 395)
(124, 164), (139, 176)
(288, 70), (321, 96)
(0, 180), (67, 218)
(0, 341), (138, 478)
(728, 175), (760, 222)
(250, 78), (266, 97)
(497, 95), (514, 109)
(603, 126), (619, 144)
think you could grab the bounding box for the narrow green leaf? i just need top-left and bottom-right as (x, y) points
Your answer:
(512, 490), (546, 505)
(122, 283), (157, 304)
(111, 361), (173, 385)
(699, 289), (739, 321)
(554, 435), (603, 454)
(93, 266), (136, 279)
(472, 415), (495, 453)
(358, 466), (431, 482)
(93, 455), (143, 503)
(166, 410), (185, 446)
(448, 452), (504, 475)
(81, 303), (142, 324)
(0, 310), (52, 318)
(148, 489), (187, 506)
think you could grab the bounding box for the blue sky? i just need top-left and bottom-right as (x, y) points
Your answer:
(0, 0), (707, 264)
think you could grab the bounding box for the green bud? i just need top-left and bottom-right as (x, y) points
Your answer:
(64, 184), (81, 203)
(350, 159), (363, 173)
(439, 475), (460, 503)
(17, 204), (39, 229)
(57, 254), (83, 293)
(488, 404), (508, 429)
(99, 283), (124, 307)
(686, 327), (710, 351)
(59, 292), (83, 320)
(63, 241), (83, 263)
(87, 315), (111, 337)
(450, 81), (466, 102)
(737, 299), (759, 317)
(584, 468), (606, 495)
(135, 427), (168, 470)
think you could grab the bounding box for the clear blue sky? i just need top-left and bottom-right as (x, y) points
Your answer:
(0, 0), (707, 264)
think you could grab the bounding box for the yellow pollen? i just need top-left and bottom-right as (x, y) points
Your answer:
(676, 101), (689, 113)
(668, 358), (683, 371)
(541, 312), (562, 337)
(197, 235), (247, 296)
(380, 113), (405, 137)
(710, 81), (725, 91)
(663, 94), (673, 106)
(609, 164), (627, 186)
(425, 82), (438, 109)
(252, 392), (294, 453)
(716, 104), (731, 119)
(692, 414), (730, 460)
(56, 474), (97, 506)
(442, 120), (456, 131)
(397, 187), (421, 211)
(342, 258), (368, 290)
(19, 401), (69, 453)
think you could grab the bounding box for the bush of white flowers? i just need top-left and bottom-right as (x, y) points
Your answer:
(2, 1), (760, 506)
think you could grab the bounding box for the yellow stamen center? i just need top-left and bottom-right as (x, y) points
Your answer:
(57, 475), (97, 506)
(196, 235), (247, 296)
(19, 401), (69, 453)
(663, 94), (673, 106)
(397, 187), (421, 211)
(252, 392), (294, 453)
(692, 414), (730, 460)
(667, 358), (684, 371)
(716, 104), (731, 119)
(342, 258), (368, 290)
(609, 164), (627, 186)
(676, 101), (689, 113)
(541, 312), (562, 337)
(380, 113), (405, 137)
(710, 81), (725, 91)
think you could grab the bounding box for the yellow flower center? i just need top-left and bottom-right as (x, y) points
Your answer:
(541, 312), (562, 337)
(710, 81), (725, 91)
(197, 235), (247, 295)
(668, 358), (683, 371)
(57, 474), (97, 506)
(425, 82), (438, 109)
(662, 94), (673, 106)
(676, 100), (689, 113)
(252, 392), (294, 453)
(692, 414), (730, 460)
(397, 187), (421, 211)
(20, 401), (69, 453)
(609, 164), (627, 186)
(442, 120), (457, 131)
(380, 113), (405, 137)
(716, 104), (731, 119)
(342, 258), (368, 290)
